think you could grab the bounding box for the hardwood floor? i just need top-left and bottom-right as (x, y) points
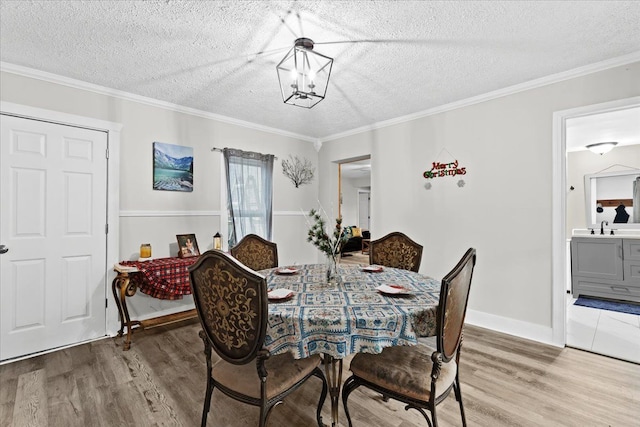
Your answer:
(1, 321), (639, 426)
(339, 252), (369, 266)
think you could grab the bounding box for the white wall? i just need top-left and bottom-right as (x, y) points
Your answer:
(3, 60), (639, 347)
(0, 70), (320, 327)
(318, 62), (640, 344)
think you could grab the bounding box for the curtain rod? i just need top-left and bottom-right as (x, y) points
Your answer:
(211, 147), (278, 160)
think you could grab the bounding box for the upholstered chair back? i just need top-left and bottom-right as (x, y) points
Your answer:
(189, 250), (268, 364)
(230, 234), (278, 271)
(437, 248), (477, 362)
(369, 232), (423, 272)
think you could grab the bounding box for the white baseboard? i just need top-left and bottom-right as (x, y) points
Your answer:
(465, 309), (560, 348)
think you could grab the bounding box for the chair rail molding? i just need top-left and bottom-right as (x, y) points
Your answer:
(119, 210), (306, 217)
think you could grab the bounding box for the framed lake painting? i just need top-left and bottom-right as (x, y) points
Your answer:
(153, 142), (193, 192)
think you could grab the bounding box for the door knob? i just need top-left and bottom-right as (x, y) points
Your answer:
(0, 245), (8, 254)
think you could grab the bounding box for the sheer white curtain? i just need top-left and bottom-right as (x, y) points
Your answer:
(223, 148), (274, 247)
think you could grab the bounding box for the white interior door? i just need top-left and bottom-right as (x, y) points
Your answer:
(0, 115), (108, 361)
(358, 191), (370, 230)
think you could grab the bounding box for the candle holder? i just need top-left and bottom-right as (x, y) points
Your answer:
(139, 243), (152, 261)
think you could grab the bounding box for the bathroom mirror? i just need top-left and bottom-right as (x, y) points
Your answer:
(584, 170), (640, 229)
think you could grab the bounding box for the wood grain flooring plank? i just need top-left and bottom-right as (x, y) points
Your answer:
(41, 348), (73, 380)
(1, 321), (639, 426)
(47, 372), (82, 427)
(121, 350), (184, 427)
(0, 375), (17, 427)
(13, 369), (47, 427)
(131, 325), (203, 426)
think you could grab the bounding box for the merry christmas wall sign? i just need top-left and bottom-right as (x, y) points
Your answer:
(423, 160), (467, 179)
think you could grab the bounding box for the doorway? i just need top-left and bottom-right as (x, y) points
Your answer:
(0, 105), (120, 362)
(338, 156), (371, 230)
(357, 190), (370, 231)
(554, 96), (640, 362)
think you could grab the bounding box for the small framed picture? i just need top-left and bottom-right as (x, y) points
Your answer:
(176, 234), (200, 258)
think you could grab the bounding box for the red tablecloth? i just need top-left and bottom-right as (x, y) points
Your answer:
(120, 257), (199, 300)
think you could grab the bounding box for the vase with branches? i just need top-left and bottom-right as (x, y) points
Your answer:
(306, 208), (347, 283)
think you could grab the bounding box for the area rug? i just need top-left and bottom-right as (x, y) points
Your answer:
(574, 297), (640, 315)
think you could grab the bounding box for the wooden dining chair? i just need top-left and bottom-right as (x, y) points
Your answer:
(188, 250), (327, 427)
(342, 248), (477, 427)
(230, 234), (278, 271)
(368, 231), (423, 272)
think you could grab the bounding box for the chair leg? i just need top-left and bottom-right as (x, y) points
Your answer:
(259, 404), (268, 427)
(342, 376), (360, 427)
(431, 404), (439, 427)
(201, 379), (214, 427)
(314, 368), (329, 427)
(453, 375), (467, 427)
(200, 333), (214, 427)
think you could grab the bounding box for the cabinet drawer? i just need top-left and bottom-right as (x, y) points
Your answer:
(573, 276), (640, 303)
(623, 239), (640, 261)
(623, 260), (640, 285)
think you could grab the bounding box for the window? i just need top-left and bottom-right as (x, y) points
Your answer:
(223, 148), (274, 247)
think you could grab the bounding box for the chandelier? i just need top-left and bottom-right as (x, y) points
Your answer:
(276, 38), (333, 108)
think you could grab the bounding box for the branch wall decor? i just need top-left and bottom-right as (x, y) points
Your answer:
(282, 155), (315, 188)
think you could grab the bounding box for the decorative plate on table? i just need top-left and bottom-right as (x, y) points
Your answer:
(275, 267), (298, 275)
(362, 265), (383, 273)
(376, 284), (410, 295)
(268, 288), (294, 300)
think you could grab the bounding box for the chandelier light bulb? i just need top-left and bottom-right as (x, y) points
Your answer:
(276, 37), (333, 108)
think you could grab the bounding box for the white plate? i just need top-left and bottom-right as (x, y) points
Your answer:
(362, 265), (383, 272)
(276, 267), (298, 275)
(268, 288), (294, 300)
(376, 284), (410, 295)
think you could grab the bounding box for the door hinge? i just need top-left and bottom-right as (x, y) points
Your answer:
(105, 148), (109, 159)
(105, 223), (109, 234)
(106, 298), (108, 308)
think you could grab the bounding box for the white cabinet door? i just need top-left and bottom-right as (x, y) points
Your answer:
(0, 115), (108, 360)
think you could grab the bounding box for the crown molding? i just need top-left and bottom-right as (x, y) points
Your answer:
(319, 51), (640, 143)
(0, 61), (317, 143)
(3, 51), (639, 145)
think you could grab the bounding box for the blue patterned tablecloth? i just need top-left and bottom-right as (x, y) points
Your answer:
(262, 263), (441, 359)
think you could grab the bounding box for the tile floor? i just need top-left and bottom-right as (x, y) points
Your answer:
(566, 294), (640, 364)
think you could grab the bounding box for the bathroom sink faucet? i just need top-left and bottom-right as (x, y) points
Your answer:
(600, 220), (609, 235)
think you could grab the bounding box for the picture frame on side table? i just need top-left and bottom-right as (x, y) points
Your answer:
(177, 234), (200, 258)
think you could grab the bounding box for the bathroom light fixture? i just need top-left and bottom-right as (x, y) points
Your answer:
(276, 38), (333, 108)
(586, 141), (618, 155)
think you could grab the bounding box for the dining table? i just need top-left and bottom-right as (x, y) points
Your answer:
(260, 262), (441, 427)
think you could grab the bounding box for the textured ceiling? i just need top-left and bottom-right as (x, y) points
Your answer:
(1, 1), (640, 140)
(566, 107), (640, 152)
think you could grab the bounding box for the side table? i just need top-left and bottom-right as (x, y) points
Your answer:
(361, 238), (371, 254)
(112, 259), (198, 350)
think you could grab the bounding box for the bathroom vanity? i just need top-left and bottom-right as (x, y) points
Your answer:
(571, 235), (640, 303)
